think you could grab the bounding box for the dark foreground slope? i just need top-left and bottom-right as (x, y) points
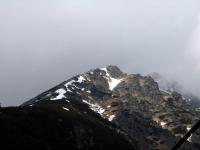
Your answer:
(0, 100), (136, 150)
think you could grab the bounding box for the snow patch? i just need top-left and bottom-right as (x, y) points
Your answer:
(108, 78), (122, 90)
(65, 80), (75, 88)
(67, 88), (73, 93)
(100, 67), (122, 90)
(107, 105), (111, 108)
(187, 127), (191, 131)
(86, 90), (91, 93)
(63, 107), (70, 111)
(160, 122), (167, 128)
(187, 127), (192, 142)
(66, 100), (70, 103)
(64, 77), (85, 92)
(100, 67), (110, 76)
(77, 76), (86, 83)
(108, 115), (115, 122)
(51, 89), (66, 100)
(82, 100), (105, 115)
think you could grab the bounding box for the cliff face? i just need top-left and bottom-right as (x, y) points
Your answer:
(4, 65), (200, 149)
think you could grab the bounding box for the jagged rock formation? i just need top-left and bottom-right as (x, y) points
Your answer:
(2, 65), (200, 149)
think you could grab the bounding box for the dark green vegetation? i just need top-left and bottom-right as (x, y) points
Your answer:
(0, 100), (136, 150)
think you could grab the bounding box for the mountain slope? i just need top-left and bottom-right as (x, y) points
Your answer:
(0, 99), (136, 150)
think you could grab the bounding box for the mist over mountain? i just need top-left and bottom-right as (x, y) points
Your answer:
(1, 0), (200, 106)
(150, 72), (200, 109)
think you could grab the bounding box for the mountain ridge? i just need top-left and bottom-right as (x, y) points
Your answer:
(2, 65), (200, 149)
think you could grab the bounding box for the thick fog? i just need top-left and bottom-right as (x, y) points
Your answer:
(1, 0), (200, 106)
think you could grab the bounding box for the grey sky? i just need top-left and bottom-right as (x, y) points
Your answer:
(1, 0), (200, 106)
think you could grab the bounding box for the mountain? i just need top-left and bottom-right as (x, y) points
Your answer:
(1, 65), (200, 149)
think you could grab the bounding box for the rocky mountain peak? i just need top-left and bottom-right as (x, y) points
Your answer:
(104, 65), (125, 78)
(20, 65), (200, 149)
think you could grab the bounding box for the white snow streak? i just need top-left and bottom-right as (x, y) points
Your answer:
(63, 107), (70, 111)
(65, 80), (75, 88)
(108, 78), (122, 90)
(67, 88), (73, 93)
(100, 67), (110, 76)
(100, 67), (122, 90)
(107, 105), (111, 108)
(82, 100), (105, 115)
(86, 90), (91, 93)
(160, 122), (167, 128)
(187, 127), (192, 142)
(108, 115), (115, 122)
(51, 89), (66, 100)
(77, 76), (86, 83)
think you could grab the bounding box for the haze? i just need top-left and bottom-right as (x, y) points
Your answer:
(1, 0), (200, 106)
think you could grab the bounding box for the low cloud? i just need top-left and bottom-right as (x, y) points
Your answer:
(0, 0), (200, 106)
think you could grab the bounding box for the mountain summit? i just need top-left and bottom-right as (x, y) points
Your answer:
(1, 65), (200, 149)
